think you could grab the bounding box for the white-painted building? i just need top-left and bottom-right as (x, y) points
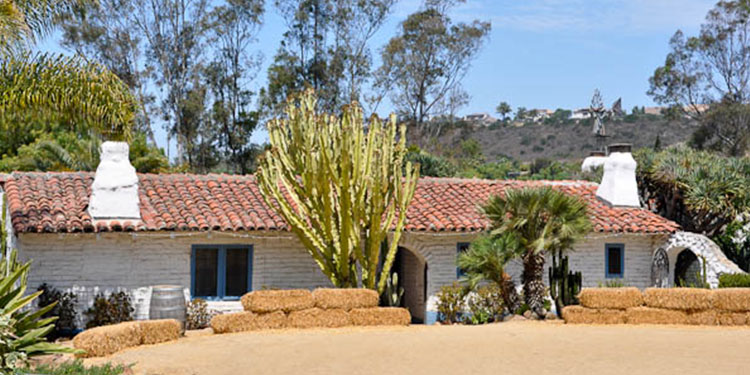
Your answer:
(1, 143), (741, 325)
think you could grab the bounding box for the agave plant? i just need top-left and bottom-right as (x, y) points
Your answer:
(0, 198), (81, 371)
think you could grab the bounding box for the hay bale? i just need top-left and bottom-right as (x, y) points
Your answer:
(287, 308), (351, 328)
(349, 308), (411, 326)
(73, 322), (142, 358)
(643, 288), (713, 310)
(713, 289), (750, 312)
(139, 319), (181, 345)
(241, 289), (314, 313)
(625, 307), (688, 325)
(578, 288), (643, 309)
(561, 306), (626, 324)
(686, 310), (717, 326)
(717, 311), (748, 326)
(210, 311), (287, 334)
(312, 288), (379, 310)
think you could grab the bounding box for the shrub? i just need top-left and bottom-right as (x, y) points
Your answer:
(85, 292), (134, 329)
(37, 283), (79, 337)
(465, 284), (504, 325)
(186, 298), (214, 330)
(719, 273), (750, 288)
(23, 360), (129, 375)
(598, 279), (626, 288)
(435, 282), (468, 324)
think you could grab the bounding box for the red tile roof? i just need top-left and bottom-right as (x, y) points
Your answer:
(2, 172), (679, 234)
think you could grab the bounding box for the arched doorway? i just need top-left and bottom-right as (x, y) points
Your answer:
(390, 246), (427, 323)
(674, 249), (702, 287)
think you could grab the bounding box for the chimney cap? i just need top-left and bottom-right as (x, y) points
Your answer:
(607, 143), (632, 154)
(589, 150), (606, 157)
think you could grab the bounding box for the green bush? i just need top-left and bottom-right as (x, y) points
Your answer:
(598, 279), (626, 288)
(37, 283), (78, 337)
(24, 359), (129, 375)
(718, 273), (750, 288)
(435, 282), (468, 324)
(85, 292), (134, 329)
(465, 284), (504, 325)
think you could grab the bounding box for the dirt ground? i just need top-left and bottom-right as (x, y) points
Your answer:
(85, 322), (750, 375)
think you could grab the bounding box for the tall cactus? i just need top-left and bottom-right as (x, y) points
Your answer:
(549, 249), (582, 317)
(257, 90), (419, 293)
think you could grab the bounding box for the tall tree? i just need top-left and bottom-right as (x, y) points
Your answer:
(205, 0), (265, 174)
(262, 0), (395, 115)
(373, 0), (490, 136)
(496, 101), (511, 121)
(482, 187), (590, 318)
(257, 90), (419, 292)
(649, 1), (750, 153)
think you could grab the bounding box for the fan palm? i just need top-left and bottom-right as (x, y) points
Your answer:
(483, 187), (591, 317)
(457, 233), (521, 313)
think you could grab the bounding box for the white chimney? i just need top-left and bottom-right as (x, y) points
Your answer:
(88, 142), (141, 220)
(595, 144), (640, 208)
(581, 150), (607, 173)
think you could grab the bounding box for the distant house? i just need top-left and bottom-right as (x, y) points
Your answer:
(644, 106), (664, 115)
(530, 109), (554, 122)
(462, 112), (497, 126)
(1, 143), (742, 325)
(569, 108), (591, 120)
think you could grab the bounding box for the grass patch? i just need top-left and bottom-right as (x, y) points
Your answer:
(25, 360), (130, 375)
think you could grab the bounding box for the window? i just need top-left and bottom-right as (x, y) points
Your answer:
(191, 245), (253, 299)
(456, 242), (470, 278)
(605, 244), (624, 278)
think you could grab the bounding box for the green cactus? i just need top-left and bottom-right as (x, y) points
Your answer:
(257, 90), (419, 293)
(548, 249), (582, 317)
(382, 272), (404, 307)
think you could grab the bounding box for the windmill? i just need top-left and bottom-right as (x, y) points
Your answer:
(588, 89), (622, 152)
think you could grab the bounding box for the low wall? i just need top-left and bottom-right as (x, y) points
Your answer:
(211, 288), (411, 333)
(563, 288), (750, 326)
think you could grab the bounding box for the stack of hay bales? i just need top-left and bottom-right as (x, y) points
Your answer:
(211, 288), (410, 334)
(73, 319), (181, 358)
(563, 287), (750, 326)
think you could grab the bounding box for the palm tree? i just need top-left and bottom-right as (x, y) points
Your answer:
(0, 0), (136, 140)
(457, 233), (521, 313)
(483, 187), (591, 317)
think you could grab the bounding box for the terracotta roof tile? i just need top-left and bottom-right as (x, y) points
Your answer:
(3, 173), (679, 234)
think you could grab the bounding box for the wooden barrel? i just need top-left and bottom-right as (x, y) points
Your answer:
(150, 285), (186, 331)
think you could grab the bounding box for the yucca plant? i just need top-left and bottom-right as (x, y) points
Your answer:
(482, 187), (591, 317)
(0, 197), (81, 371)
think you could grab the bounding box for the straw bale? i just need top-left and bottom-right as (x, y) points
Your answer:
(578, 288), (643, 309)
(312, 288), (379, 310)
(686, 310), (717, 326)
(561, 306), (626, 324)
(349, 308), (411, 326)
(139, 319), (181, 345)
(717, 311), (748, 326)
(643, 288), (713, 310)
(210, 311), (287, 334)
(242, 289), (314, 313)
(713, 289), (750, 312)
(625, 307), (687, 325)
(287, 308), (351, 328)
(73, 322), (142, 358)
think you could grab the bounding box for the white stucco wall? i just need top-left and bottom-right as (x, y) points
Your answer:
(17, 231), (668, 326)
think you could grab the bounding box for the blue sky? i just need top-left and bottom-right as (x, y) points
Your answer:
(43, 0), (717, 148)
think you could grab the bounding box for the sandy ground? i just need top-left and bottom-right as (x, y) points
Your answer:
(85, 322), (750, 375)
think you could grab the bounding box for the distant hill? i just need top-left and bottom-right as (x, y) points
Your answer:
(428, 115), (696, 162)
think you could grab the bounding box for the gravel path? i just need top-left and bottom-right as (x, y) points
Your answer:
(85, 322), (750, 375)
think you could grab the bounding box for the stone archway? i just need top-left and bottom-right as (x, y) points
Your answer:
(391, 246), (427, 323)
(657, 232), (745, 288)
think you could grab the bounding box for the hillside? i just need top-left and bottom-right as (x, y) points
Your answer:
(431, 115), (696, 162)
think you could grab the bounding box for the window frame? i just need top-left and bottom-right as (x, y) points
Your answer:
(456, 242), (471, 279)
(605, 243), (625, 279)
(190, 244), (253, 300)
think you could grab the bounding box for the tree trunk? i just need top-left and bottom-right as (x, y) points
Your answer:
(500, 272), (521, 314)
(522, 252), (547, 317)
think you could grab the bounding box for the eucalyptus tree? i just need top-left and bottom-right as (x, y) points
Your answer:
(257, 90), (419, 292)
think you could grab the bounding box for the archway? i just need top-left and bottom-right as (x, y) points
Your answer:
(391, 246), (427, 323)
(674, 249), (701, 286)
